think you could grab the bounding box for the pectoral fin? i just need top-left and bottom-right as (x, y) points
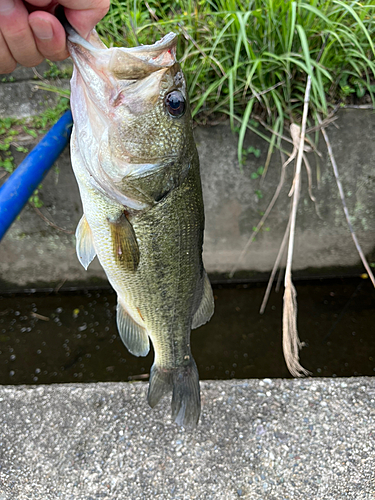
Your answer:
(117, 301), (150, 357)
(75, 215), (96, 270)
(192, 271), (214, 329)
(109, 212), (140, 272)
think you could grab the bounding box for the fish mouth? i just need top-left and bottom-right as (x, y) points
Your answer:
(67, 28), (179, 119)
(67, 28), (178, 81)
(108, 33), (177, 79)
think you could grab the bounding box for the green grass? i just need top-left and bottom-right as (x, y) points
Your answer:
(0, 97), (70, 206)
(96, 0), (375, 160)
(2, 2), (374, 169)
(0, 96), (70, 172)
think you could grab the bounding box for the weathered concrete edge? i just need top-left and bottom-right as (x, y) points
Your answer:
(0, 377), (374, 499)
(0, 62), (72, 118)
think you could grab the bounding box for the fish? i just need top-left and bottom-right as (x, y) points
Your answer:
(65, 24), (214, 427)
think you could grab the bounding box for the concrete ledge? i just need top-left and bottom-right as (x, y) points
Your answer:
(0, 377), (374, 499)
(0, 81), (69, 118)
(0, 62), (71, 118)
(0, 61), (72, 84)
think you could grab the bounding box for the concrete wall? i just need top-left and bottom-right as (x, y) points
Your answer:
(1, 65), (375, 290)
(200, 110), (375, 277)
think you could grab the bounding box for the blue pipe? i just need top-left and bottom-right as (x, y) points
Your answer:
(0, 109), (73, 241)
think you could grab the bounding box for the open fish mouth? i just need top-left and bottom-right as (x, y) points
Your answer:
(66, 25), (182, 135)
(67, 27), (178, 82)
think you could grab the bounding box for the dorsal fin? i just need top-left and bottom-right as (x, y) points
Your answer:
(192, 271), (214, 329)
(75, 215), (96, 270)
(117, 301), (149, 357)
(108, 212), (140, 272)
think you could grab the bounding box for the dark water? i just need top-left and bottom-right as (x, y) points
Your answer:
(0, 278), (374, 385)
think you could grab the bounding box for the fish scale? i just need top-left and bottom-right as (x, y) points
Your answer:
(132, 157), (204, 367)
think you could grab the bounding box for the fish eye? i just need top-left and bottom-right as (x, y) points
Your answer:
(165, 90), (185, 118)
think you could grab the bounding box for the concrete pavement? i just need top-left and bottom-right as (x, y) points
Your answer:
(0, 377), (374, 499)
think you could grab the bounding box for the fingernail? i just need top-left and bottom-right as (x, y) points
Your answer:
(30, 18), (53, 40)
(0, 0), (15, 15)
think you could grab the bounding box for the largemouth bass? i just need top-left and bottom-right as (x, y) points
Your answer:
(66, 25), (214, 427)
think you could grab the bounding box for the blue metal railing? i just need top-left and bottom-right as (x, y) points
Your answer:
(0, 110), (73, 241)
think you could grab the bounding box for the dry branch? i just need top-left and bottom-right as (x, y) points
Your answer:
(281, 76), (313, 378)
(229, 124), (312, 278)
(317, 114), (375, 288)
(229, 159), (288, 278)
(259, 217), (290, 314)
(32, 205), (74, 235)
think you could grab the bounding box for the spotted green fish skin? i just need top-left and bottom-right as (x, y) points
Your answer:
(67, 28), (214, 427)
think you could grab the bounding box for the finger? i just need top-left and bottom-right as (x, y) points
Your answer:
(29, 11), (69, 61)
(23, 1), (60, 15)
(0, 30), (17, 74)
(60, 0), (110, 38)
(25, 0), (57, 6)
(0, 0), (43, 68)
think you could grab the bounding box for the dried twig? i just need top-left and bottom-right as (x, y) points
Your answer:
(253, 114), (296, 147)
(31, 312), (50, 321)
(317, 114), (375, 288)
(32, 205), (74, 234)
(229, 118), (318, 279)
(54, 279), (67, 293)
(341, 104), (375, 110)
(259, 217), (291, 314)
(128, 373), (150, 380)
(253, 114), (323, 159)
(275, 262), (284, 293)
(229, 141), (292, 278)
(282, 76), (313, 378)
(306, 114), (338, 134)
(32, 67), (50, 85)
(248, 38), (328, 377)
(302, 153), (316, 203)
(248, 81), (285, 102)
(144, 1), (159, 21)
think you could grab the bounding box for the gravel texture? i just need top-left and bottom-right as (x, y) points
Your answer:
(0, 378), (374, 499)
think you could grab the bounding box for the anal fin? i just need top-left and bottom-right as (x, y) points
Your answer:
(75, 214), (96, 270)
(109, 212), (140, 272)
(192, 271), (214, 329)
(117, 301), (149, 357)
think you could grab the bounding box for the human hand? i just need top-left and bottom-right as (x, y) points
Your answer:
(0, 0), (110, 73)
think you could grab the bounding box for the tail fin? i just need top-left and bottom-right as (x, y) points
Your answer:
(147, 358), (201, 428)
